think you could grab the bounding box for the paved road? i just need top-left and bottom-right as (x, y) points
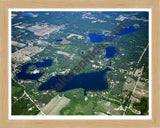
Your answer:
(24, 90), (46, 115)
(123, 66), (144, 115)
(123, 43), (148, 115)
(13, 89), (45, 115)
(137, 43), (149, 64)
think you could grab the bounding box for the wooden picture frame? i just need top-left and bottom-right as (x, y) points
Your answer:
(0, 0), (160, 127)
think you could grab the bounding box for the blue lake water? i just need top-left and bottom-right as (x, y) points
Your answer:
(16, 58), (112, 93)
(16, 59), (53, 80)
(56, 39), (63, 42)
(118, 26), (137, 36)
(33, 59), (53, 68)
(88, 26), (137, 43)
(38, 67), (112, 92)
(36, 11), (44, 14)
(105, 47), (118, 58)
(88, 26), (136, 59)
(88, 33), (106, 43)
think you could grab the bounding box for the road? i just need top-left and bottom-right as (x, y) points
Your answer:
(13, 92), (25, 104)
(123, 74), (141, 115)
(24, 90), (46, 115)
(123, 42), (148, 115)
(123, 65), (144, 115)
(13, 89), (45, 115)
(137, 43), (149, 64)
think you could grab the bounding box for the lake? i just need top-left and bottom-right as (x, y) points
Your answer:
(16, 59), (112, 95)
(88, 33), (106, 43)
(118, 26), (137, 36)
(88, 26), (137, 43)
(56, 39), (63, 42)
(105, 47), (118, 58)
(16, 59), (53, 80)
(38, 67), (112, 93)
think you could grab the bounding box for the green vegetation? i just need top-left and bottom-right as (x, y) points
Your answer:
(12, 95), (40, 115)
(133, 97), (149, 115)
(11, 11), (149, 115)
(12, 80), (24, 103)
(126, 108), (138, 115)
(20, 23), (32, 27)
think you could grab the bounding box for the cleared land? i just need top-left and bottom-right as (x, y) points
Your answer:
(38, 95), (71, 115)
(67, 33), (84, 39)
(12, 46), (44, 63)
(57, 50), (75, 60)
(27, 24), (65, 36)
(12, 41), (26, 48)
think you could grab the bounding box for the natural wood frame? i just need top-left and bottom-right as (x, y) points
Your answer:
(0, 0), (160, 127)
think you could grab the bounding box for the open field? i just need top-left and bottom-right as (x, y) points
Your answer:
(27, 24), (65, 36)
(12, 41), (26, 48)
(67, 33), (84, 39)
(38, 95), (71, 115)
(12, 46), (44, 63)
(57, 50), (75, 60)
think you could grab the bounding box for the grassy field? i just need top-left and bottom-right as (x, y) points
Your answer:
(125, 108), (138, 115)
(39, 95), (71, 115)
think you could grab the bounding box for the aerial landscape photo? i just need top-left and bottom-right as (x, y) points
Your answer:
(11, 10), (149, 116)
